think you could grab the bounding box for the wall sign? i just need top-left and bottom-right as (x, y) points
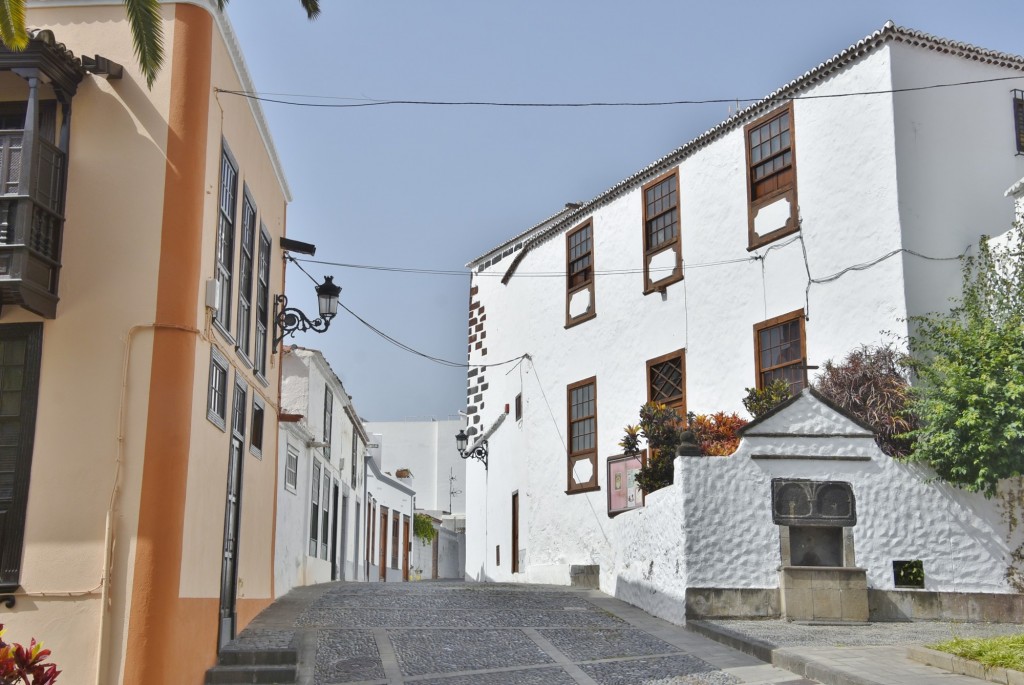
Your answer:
(607, 452), (645, 517)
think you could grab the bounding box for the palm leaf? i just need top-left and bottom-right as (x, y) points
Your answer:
(217, 0), (320, 20)
(0, 0), (29, 51)
(123, 0), (163, 89)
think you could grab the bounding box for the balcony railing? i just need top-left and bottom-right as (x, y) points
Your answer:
(0, 130), (67, 318)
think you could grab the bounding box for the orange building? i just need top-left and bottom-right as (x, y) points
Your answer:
(0, 2), (291, 682)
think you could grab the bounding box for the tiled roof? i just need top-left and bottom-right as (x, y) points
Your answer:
(468, 22), (1024, 269)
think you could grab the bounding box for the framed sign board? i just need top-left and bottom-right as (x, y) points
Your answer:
(607, 451), (645, 517)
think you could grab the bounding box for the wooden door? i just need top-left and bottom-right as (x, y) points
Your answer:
(378, 507), (388, 581)
(402, 516), (410, 581)
(511, 492), (520, 574)
(218, 436), (244, 649)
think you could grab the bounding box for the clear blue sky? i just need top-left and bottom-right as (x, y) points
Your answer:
(225, 1), (1022, 421)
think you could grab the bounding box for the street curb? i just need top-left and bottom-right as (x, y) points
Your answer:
(685, 621), (886, 685)
(907, 645), (1024, 685)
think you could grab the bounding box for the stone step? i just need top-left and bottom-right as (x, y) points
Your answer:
(216, 648), (297, 667)
(204, 664), (297, 684)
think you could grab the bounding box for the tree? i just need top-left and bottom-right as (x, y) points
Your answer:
(905, 225), (1024, 496)
(814, 344), (916, 458)
(0, 0), (320, 88)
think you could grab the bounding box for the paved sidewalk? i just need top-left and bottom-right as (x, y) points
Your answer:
(689, 619), (1024, 685)
(217, 582), (816, 684)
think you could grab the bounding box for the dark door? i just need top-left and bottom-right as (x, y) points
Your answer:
(511, 492), (519, 574)
(378, 507), (388, 581)
(366, 501), (373, 580)
(330, 484), (339, 580)
(218, 436), (244, 649)
(402, 516), (410, 581)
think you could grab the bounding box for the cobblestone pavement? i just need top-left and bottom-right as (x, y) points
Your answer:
(227, 581), (816, 685)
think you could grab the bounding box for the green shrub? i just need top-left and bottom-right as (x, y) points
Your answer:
(620, 402), (685, 494)
(413, 513), (437, 544)
(742, 379), (791, 419)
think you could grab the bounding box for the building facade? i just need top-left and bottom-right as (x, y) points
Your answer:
(0, 2), (291, 682)
(462, 23), (1024, 594)
(364, 440), (415, 582)
(277, 346), (368, 595)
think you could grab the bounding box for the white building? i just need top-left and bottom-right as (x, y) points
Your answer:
(363, 418), (467, 521)
(462, 22), (1024, 600)
(364, 418), (468, 579)
(276, 347), (368, 594)
(364, 436), (416, 582)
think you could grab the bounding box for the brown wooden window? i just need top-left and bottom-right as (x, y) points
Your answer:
(514, 393), (522, 421)
(754, 309), (807, 393)
(641, 170), (683, 293)
(310, 460), (321, 557)
(236, 191), (256, 357)
(745, 104), (799, 249)
(646, 349), (686, 415)
(1014, 90), (1024, 155)
(0, 323), (43, 592)
(566, 377), (599, 494)
(391, 511), (400, 569)
(565, 221), (595, 327)
(215, 145), (238, 334)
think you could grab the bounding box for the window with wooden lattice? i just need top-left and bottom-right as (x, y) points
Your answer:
(744, 103), (799, 249)
(754, 309), (807, 393)
(646, 349), (686, 415)
(641, 170), (683, 293)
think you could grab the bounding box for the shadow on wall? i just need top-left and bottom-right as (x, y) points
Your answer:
(613, 573), (687, 625)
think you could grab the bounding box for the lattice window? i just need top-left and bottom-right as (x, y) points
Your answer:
(647, 350), (685, 412)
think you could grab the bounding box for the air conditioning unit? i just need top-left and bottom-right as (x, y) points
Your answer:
(205, 279), (221, 312)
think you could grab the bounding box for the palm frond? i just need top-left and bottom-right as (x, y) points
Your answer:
(0, 0), (29, 51)
(300, 0), (321, 19)
(122, 0), (164, 89)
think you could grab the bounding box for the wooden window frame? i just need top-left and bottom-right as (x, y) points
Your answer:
(566, 376), (600, 494)
(323, 387), (333, 462)
(641, 169), (683, 294)
(310, 460), (321, 557)
(235, 189), (257, 359)
(391, 510), (400, 569)
(565, 220), (596, 327)
(250, 396), (264, 459)
(514, 393), (522, 422)
(0, 323), (43, 592)
(284, 443), (298, 492)
(214, 143), (238, 336)
(207, 347), (229, 431)
(744, 103), (799, 250)
(1014, 91), (1024, 155)
(753, 308), (807, 392)
(231, 376), (247, 442)
(350, 428), (359, 484)
(254, 226), (271, 380)
(321, 476), (330, 560)
(646, 349), (686, 416)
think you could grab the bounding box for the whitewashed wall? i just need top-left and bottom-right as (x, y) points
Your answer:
(364, 419), (466, 515)
(365, 456), (415, 583)
(606, 391), (1020, 622)
(463, 35), (1024, 588)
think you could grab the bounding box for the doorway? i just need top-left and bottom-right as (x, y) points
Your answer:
(511, 491), (519, 574)
(378, 506), (388, 581)
(217, 435), (244, 649)
(402, 515), (410, 581)
(330, 483), (340, 580)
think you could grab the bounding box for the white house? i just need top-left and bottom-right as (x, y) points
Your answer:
(461, 22), (1024, 608)
(276, 346), (368, 594)
(364, 418), (468, 579)
(364, 435), (416, 582)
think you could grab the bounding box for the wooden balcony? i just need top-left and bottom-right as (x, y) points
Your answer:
(0, 132), (67, 318)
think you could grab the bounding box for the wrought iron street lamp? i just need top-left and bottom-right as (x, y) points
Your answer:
(273, 276), (342, 352)
(455, 429), (488, 470)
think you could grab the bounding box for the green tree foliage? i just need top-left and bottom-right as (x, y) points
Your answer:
(413, 513), (437, 544)
(742, 379), (792, 419)
(814, 344), (916, 457)
(905, 226), (1024, 496)
(620, 402), (685, 493)
(0, 0), (320, 88)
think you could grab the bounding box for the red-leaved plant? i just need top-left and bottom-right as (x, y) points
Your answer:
(689, 412), (748, 456)
(0, 625), (59, 685)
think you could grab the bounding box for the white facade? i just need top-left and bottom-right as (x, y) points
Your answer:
(275, 347), (368, 595)
(462, 23), (1024, 592)
(364, 453), (416, 582)
(363, 418), (467, 519)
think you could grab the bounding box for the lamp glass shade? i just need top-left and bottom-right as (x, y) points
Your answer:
(455, 429), (468, 453)
(316, 276), (341, 318)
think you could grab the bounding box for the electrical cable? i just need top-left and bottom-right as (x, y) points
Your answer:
(214, 75), (1024, 109)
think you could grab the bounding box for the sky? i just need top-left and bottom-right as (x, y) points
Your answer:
(224, 1), (1023, 422)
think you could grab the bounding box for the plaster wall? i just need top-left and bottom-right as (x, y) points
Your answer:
(465, 46), (913, 585)
(0, 5), (175, 682)
(365, 462), (414, 582)
(890, 43), (1024, 324)
(364, 419), (466, 514)
(275, 424), (310, 596)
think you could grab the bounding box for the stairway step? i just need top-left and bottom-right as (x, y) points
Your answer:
(204, 663), (296, 684)
(217, 648), (297, 667)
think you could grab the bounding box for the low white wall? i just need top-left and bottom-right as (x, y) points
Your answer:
(436, 527), (464, 579)
(606, 391), (1021, 621)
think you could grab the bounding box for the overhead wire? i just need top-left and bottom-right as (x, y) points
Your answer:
(214, 74), (1024, 109)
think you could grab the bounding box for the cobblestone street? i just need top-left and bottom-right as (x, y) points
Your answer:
(220, 581), (814, 685)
